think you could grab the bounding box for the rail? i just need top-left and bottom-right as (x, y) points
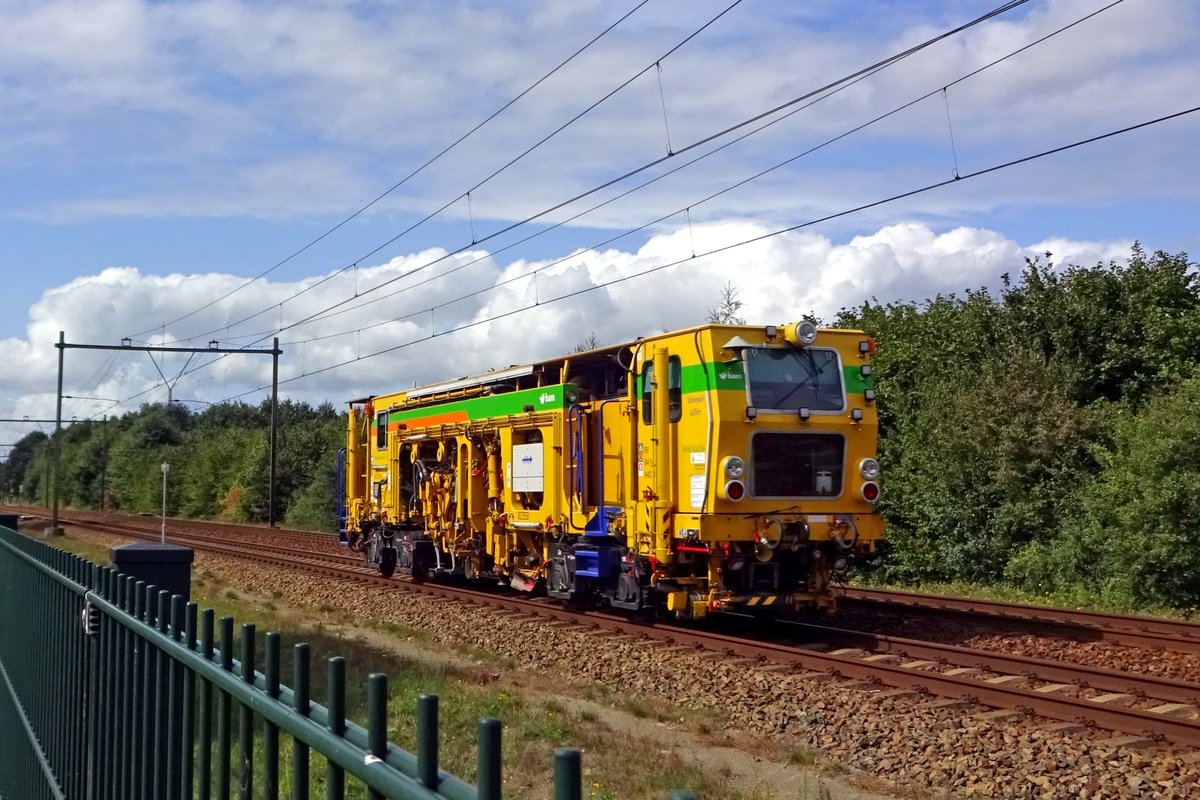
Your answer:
(0, 524), (695, 799)
(840, 587), (1200, 653)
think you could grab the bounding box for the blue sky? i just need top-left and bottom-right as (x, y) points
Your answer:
(0, 0), (1197, 445)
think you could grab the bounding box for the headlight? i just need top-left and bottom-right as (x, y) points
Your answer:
(722, 456), (745, 480)
(859, 458), (880, 480)
(795, 320), (818, 345)
(782, 320), (819, 347)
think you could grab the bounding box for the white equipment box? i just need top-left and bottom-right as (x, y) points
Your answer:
(511, 443), (544, 491)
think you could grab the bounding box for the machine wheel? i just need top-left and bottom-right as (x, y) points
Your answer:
(547, 559), (571, 595)
(615, 571), (641, 605)
(379, 545), (397, 578)
(463, 557), (480, 581)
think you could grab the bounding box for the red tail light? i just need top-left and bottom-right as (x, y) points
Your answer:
(724, 480), (745, 501)
(861, 482), (880, 503)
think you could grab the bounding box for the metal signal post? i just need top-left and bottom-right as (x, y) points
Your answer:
(52, 333), (283, 532)
(160, 462), (170, 542)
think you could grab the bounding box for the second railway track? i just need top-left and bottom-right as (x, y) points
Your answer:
(842, 587), (1200, 654)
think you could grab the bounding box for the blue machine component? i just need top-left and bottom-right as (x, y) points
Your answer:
(574, 545), (621, 579)
(567, 405), (586, 501)
(335, 448), (348, 544)
(583, 506), (621, 537)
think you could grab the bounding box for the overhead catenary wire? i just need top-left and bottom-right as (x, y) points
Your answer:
(130, 0), (655, 338)
(206, 104), (1199, 400)
(86, 0), (1119, 415)
(247, 0), (1121, 350)
(169, 0), (754, 346)
(96, 1), (1161, 419)
(99, 0), (1101, 413)
(178, 0), (1032, 352)
(61, 351), (119, 420)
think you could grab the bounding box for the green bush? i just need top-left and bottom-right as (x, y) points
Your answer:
(283, 477), (338, 531)
(846, 244), (1200, 604)
(1007, 377), (1200, 608)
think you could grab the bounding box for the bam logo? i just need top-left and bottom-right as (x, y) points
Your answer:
(539, 392), (557, 405)
(718, 371), (739, 381)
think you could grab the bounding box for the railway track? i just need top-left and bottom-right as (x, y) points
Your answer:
(33, 506), (1200, 653)
(30, 513), (1200, 652)
(19, 508), (1200, 749)
(841, 587), (1200, 654)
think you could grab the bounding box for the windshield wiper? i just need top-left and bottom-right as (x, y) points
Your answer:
(770, 349), (825, 408)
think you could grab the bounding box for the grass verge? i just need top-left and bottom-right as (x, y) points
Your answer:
(46, 528), (799, 800)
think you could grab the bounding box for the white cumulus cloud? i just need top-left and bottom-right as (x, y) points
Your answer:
(0, 220), (1134, 449)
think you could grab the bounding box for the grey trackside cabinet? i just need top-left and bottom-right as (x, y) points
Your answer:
(109, 542), (195, 601)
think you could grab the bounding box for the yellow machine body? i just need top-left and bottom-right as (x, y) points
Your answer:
(342, 321), (883, 617)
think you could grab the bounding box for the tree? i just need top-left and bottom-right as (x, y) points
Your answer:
(0, 431), (48, 501)
(845, 244), (1200, 601)
(1001, 246), (1200, 406)
(706, 281), (745, 324)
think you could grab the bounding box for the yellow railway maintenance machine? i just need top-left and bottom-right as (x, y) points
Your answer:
(338, 320), (883, 618)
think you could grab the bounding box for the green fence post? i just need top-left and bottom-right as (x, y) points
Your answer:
(43, 546), (53, 736)
(553, 748), (582, 800)
(367, 673), (389, 800)
(103, 568), (120, 800)
(98, 568), (114, 800)
(69, 556), (87, 797)
(239, 622), (256, 800)
(218, 615), (234, 800)
(155, 589), (171, 800)
(199, 608), (215, 800)
(292, 643), (311, 800)
(327, 656), (347, 800)
(87, 563), (102, 799)
(183, 601), (198, 800)
(23, 543), (43, 792)
(53, 551), (68, 794)
(53, 553), (65, 796)
(477, 718), (502, 800)
(61, 554), (71, 795)
(417, 693), (439, 791)
(168, 594), (186, 800)
(264, 631), (281, 800)
(131, 582), (146, 800)
(121, 576), (139, 800)
(140, 583), (160, 800)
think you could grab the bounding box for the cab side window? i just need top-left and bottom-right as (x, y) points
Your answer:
(641, 357), (682, 424)
(376, 411), (389, 449)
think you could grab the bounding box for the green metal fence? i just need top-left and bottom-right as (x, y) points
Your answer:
(0, 526), (697, 800)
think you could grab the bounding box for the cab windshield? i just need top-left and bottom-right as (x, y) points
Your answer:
(744, 347), (844, 411)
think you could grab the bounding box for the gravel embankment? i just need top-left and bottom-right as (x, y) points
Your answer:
(201, 551), (1199, 800)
